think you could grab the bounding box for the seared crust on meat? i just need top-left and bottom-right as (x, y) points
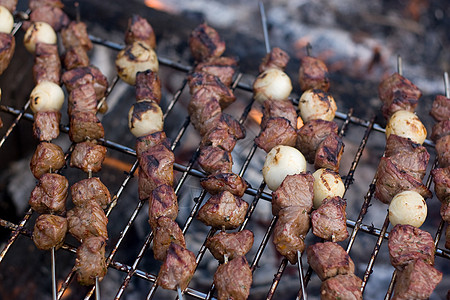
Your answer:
(33, 111), (61, 141)
(71, 177), (111, 209)
(29, 173), (68, 214)
(206, 230), (254, 263)
(436, 135), (450, 168)
(135, 70), (161, 103)
(30, 142), (65, 179)
(259, 47), (290, 72)
(68, 83), (98, 115)
(200, 172), (248, 197)
(32, 214), (67, 250)
(314, 132), (344, 172)
(261, 99), (298, 130)
(198, 146), (233, 174)
(148, 184), (178, 230)
(432, 167), (450, 203)
(298, 56), (330, 92)
(33, 43), (61, 84)
(153, 217), (186, 261)
(67, 201), (108, 242)
(189, 23), (225, 62)
(125, 14), (156, 49)
(69, 111), (105, 143)
(194, 56), (237, 87)
(70, 141), (107, 173)
(430, 94), (450, 122)
(255, 117), (297, 153)
(272, 173), (314, 216)
(320, 274), (363, 300)
(0, 33), (15, 76)
(75, 236), (107, 286)
(214, 256), (253, 300)
(61, 21), (93, 51)
(135, 131), (170, 157)
(311, 196), (348, 242)
(26, 6), (69, 32)
(62, 66), (108, 100)
(431, 120), (450, 143)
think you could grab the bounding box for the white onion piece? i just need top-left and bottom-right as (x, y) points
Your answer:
(385, 110), (427, 144)
(0, 6), (14, 34)
(389, 190), (427, 227)
(128, 100), (163, 137)
(312, 168), (345, 209)
(29, 81), (65, 113)
(262, 145), (307, 191)
(298, 89), (337, 122)
(253, 68), (292, 104)
(23, 22), (57, 53)
(116, 41), (159, 85)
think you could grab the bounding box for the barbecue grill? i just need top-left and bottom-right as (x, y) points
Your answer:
(0, 1), (448, 299)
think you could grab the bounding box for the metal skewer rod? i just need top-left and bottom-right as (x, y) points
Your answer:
(444, 72), (449, 98)
(177, 286), (184, 300)
(51, 247), (57, 300)
(397, 55), (403, 76)
(297, 251), (307, 300)
(259, 2), (271, 54)
(96, 277), (101, 300)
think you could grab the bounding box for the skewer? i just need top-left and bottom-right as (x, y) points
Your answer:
(297, 250), (307, 300)
(177, 286), (184, 300)
(306, 43), (312, 56)
(259, 2), (270, 54)
(75, 2), (81, 23)
(51, 247), (57, 300)
(95, 277), (101, 300)
(397, 55), (402, 76)
(444, 72), (449, 98)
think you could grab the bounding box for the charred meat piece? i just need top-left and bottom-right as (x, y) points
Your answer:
(259, 47), (290, 72)
(30, 142), (65, 179)
(198, 146), (233, 174)
(197, 191), (248, 229)
(388, 224), (435, 270)
(135, 131), (170, 157)
(138, 144), (174, 200)
(71, 177), (111, 209)
(188, 89), (222, 136)
(188, 72), (236, 109)
(29, 173), (68, 214)
(311, 196), (348, 242)
(200, 172), (248, 197)
(33, 111), (61, 141)
(194, 56), (237, 87)
(61, 21), (93, 51)
(320, 274), (363, 300)
(63, 45), (90, 70)
(135, 70), (161, 103)
(125, 14), (156, 49)
(0, 33), (15, 76)
(314, 132), (344, 172)
(441, 201), (450, 223)
(306, 242), (355, 281)
(431, 120), (450, 143)
(436, 135), (450, 168)
(255, 117), (297, 153)
(273, 206), (310, 264)
(62, 66), (108, 100)
(68, 111), (105, 143)
(32, 214), (67, 250)
(0, 0), (17, 12)
(75, 236), (107, 286)
(157, 243), (197, 291)
(296, 119), (338, 164)
(25, 6), (69, 32)
(298, 56), (330, 92)
(430, 94), (450, 122)
(214, 256), (253, 300)
(153, 217), (186, 261)
(189, 23), (225, 62)
(67, 201), (108, 242)
(212, 113), (246, 140)
(29, 0), (63, 10)
(201, 128), (237, 152)
(393, 259), (442, 300)
(261, 99), (298, 130)
(33, 43), (61, 84)
(68, 83), (98, 115)
(70, 141), (107, 173)
(446, 226), (450, 250)
(432, 167), (450, 203)
(148, 184), (178, 230)
(206, 230), (254, 263)
(272, 173), (314, 216)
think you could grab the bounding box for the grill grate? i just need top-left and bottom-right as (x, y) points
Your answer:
(0, 9), (449, 300)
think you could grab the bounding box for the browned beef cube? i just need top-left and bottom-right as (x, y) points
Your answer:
(431, 166), (450, 203)
(259, 47), (290, 72)
(62, 66), (108, 100)
(441, 201), (450, 222)
(306, 242), (355, 281)
(26, 6), (69, 32)
(188, 72), (236, 109)
(30, 142), (65, 179)
(135, 70), (161, 103)
(431, 120), (450, 143)
(67, 201), (108, 242)
(198, 146), (233, 174)
(189, 23), (225, 62)
(32, 214), (67, 250)
(33, 43), (61, 84)
(63, 46), (90, 70)
(255, 117), (297, 153)
(273, 206), (310, 264)
(69, 111), (105, 143)
(200, 173), (248, 197)
(197, 191), (248, 229)
(0, 33), (15, 75)
(446, 226), (450, 249)
(314, 132), (344, 172)
(135, 131), (170, 158)
(194, 56), (238, 87)
(70, 141), (107, 173)
(201, 128), (237, 152)
(320, 274), (362, 300)
(311, 196), (348, 242)
(436, 135), (450, 168)
(298, 56), (330, 92)
(29, 0), (63, 10)
(205, 230), (254, 263)
(148, 184), (178, 230)
(29, 173), (68, 214)
(157, 243), (197, 291)
(261, 99), (298, 130)
(188, 90), (222, 136)
(138, 144), (174, 200)
(0, 0), (17, 12)
(388, 224), (435, 270)
(296, 119), (338, 163)
(153, 217), (186, 261)
(125, 15), (156, 49)
(214, 256), (253, 300)
(61, 21), (93, 51)
(75, 236), (107, 286)
(430, 94), (450, 122)
(212, 113), (246, 140)
(393, 259), (442, 300)
(33, 111), (61, 141)
(71, 177), (111, 209)
(68, 83), (98, 115)
(272, 173), (314, 216)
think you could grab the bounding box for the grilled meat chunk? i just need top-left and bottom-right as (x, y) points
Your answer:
(71, 177), (111, 209)
(259, 47), (290, 72)
(68, 83), (98, 115)
(431, 120), (450, 143)
(153, 217), (186, 261)
(188, 72), (236, 109)
(0, 0), (17, 12)
(200, 172), (248, 197)
(296, 119), (338, 164)
(194, 56), (237, 87)
(306, 242), (355, 281)
(33, 111), (61, 141)
(212, 113), (246, 140)
(214, 256), (253, 300)
(135, 70), (161, 103)
(436, 134), (450, 168)
(0, 33), (15, 75)
(68, 111), (105, 143)
(188, 89), (222, 136)
(135, 131), (170, 157)
(206, 230), (254, 263)
(138, 144), (174, 200)
(314, 132), (344, 172)
(261, 99), (298, 130)
(62, 66), (108, 100)
(67, 201), (108, 242)
(446, 226), (450, 249)
(148, 184), (178, 230)
(388, 224), (435, 270)
(189, 23), (225, 62)
(255, 117), (297, 153)
(197, 191), (248, 229)
(32, 214), (67, 250)
(125, 14), (156, 49)
(320, 274), (363, 300)
(432, 167), (450, 202)
(201, 128), (237, 152)
(63, 45), (90, 70)
(25, 6), (69, 32)
(70, 141), (107, 173)
(273, 206), (310, 264)
(393, 259), (442, 300)
(311, 196), (348, 242)
(33, 43), (60, 84)
(430, 94), (450, 122)
(298, 56), (330, 92)
(75, 236), (107, 286)
(29, 173), (68, 214)
(198, 146), (233, 174)
(30, 142), (65, 179)
(157, 243), (197, 291)
(29, 0), (63, 11)
(441, 201), (450, 222)
(61, 21), (93, 51)
(272, 173), (314, 216)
